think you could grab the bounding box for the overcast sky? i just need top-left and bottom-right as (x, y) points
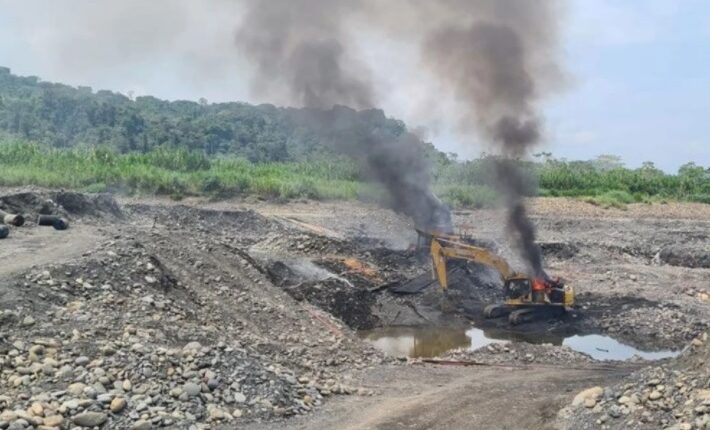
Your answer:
(0, 0), (707, 172)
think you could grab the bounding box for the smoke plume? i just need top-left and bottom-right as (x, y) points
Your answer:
(236, 0), (452, 232)
(235, 0), (563, 253)
(494, 159), (545, 277)
(299, 106), (452, 232)
(236, 0), (373, 110)
(420, 1), (563, 275)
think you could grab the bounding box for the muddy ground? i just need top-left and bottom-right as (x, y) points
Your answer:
(0, 188), (708, 429)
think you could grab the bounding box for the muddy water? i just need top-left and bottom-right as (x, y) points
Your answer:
(360, 326), (680, 361)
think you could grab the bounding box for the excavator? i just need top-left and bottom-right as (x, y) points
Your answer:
(418, 230), (574, 325)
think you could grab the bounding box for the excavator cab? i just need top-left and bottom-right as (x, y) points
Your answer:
(504, 277), (531, 300)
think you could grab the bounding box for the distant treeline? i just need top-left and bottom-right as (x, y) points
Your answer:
(0, 67), (707, 207)
(0, 66), (422, 162)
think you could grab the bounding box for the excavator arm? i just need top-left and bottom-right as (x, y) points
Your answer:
(430, 236), (516, 289)
(422, 231), (574, 324)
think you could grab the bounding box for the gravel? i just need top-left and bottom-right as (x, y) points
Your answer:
(559, 333), (710, 430)
(0, 191), (384, 429)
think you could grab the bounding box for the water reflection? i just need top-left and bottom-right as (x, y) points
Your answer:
(360, 326), (680, 361)
(360, 326), (470, 358)
(563, 334), (678, 361)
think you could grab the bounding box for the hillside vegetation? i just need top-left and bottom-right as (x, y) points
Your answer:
(0, 67), (708, 208)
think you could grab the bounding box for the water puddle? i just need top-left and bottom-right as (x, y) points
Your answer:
(562, 334), (678, 361)
(359, 326), (680, 361)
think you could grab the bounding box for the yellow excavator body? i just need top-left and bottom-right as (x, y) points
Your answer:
(423, 231), (574, 324)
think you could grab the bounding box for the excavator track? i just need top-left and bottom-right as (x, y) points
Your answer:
(508, 308), (536, 325)
(483, 304), (513, 319)
(508, 307), (566, 325)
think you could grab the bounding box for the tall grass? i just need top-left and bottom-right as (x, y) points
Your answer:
(537, 161), (710, 204)
(0, 140), (363, 200)
(437, 156), (709, 206)
(1, 140), (708, 207)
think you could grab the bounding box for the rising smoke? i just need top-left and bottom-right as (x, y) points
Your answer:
(235, 0), (373, 110)
(236, 0), (453, 233)
(234, 0), (563, 263)
(419, 0), (563, 275)
(298, 106), (452, 232)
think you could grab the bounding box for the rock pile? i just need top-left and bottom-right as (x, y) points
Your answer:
(0, 205), (383, 428)
(444, 341), (595, 366)
(560, 332), (710, 430)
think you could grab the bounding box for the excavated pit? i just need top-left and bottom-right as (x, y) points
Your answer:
(259, 233), (698, 358)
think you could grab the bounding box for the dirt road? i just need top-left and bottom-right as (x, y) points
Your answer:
(245, 363), (634, 430)
(0, 224), (101, 276)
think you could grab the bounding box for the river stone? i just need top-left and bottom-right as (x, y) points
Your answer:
(609, 405), (622, 418)
(184, 382), (201, 397)
(573, 387), (604, 407)
(8, 420), (29, 430)
(110, 397), (127, 413)
(72, 412), (108, 427)
(67, 382), (86, 396)
(131, 419), (152, 430)
(43, 415), (63, 427)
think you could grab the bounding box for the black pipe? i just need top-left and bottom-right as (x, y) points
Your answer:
(37, 215), (69, 230)
(0, 224), (8, 239)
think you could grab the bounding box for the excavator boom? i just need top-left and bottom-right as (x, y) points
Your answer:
(430, 236), (516, 289)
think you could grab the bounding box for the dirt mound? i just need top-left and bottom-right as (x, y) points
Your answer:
(659, 246), (710, 269)
(445, 339), (594, 366)
(540, 241), (580, 259)
(0, 191), (123, 221)
(0, 221), (381, 429)
(126, 203), (283, 246)
(0, 192), (64, 218)
(51, 191), (123, 219)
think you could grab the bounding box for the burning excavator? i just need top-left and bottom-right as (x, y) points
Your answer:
(417, 229), (574, 325)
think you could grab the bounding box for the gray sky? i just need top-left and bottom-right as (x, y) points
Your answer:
(0, 0), (707, 172)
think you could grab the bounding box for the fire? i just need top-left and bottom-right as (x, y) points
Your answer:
(340, 258), (381, 281)
(532, 278), (547, 292)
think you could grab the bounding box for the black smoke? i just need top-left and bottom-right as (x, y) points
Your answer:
(420, 1), (563, 275)
(235, 0), (373, 110)
(236, 0), (452, 232)
(293, 106), (453, 232)
(235, 0), (564, 248)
